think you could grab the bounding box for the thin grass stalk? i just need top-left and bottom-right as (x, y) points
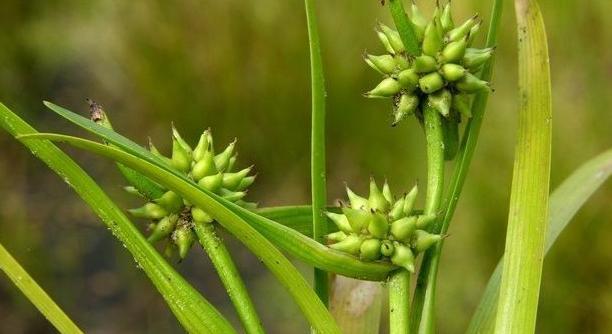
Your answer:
(193, 222), (265, 334)
(304, 0), (330, 308)
(389, 271), (411, 334)
(410, 105), (446, 334)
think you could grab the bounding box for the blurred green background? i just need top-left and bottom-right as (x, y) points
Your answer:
(1, 0), (610, 333)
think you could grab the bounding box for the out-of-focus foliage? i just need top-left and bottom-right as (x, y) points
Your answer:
(0, 0), (610, 332)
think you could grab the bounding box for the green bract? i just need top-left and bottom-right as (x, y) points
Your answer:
(365, 2), (493, 127)
(325, 178), (441, 272)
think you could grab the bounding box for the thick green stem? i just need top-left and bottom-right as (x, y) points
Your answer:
(422, 107), (446, 216)
(389, 270), (411, 334)
(383, 17), (435, 334)
(193, 222), (264, 334)
(410, 1), (504, 332)
(0, 242), (83, 333)
(409, 106), (445, 334)
(305, 0), (329, 307)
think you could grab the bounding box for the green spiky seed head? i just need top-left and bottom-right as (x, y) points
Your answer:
(325, 178), (441, 272)
(365, 2), (493, 126)
(127, 128), (257, 260)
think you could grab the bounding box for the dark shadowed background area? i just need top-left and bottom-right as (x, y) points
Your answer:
(1, 0), (611, 333)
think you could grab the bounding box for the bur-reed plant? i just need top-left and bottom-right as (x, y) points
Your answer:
(0, 1), (610, 333)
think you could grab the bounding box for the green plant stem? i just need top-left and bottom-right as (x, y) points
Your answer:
(389, 270), (411, 334)
(409, 1), (504, 332)
(305, 0), (329, 307)
(0, 242), (83, 334)
(384, 22), (441, 334)
(408, 105), (446, 334)
(422, 107), (446, 216)
(193, 222), (264, 334)
(495, 0), (552, 332)
(388, 0), (420, 56)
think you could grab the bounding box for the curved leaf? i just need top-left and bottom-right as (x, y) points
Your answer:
(19, 133), (342, 334)
(0, 103), (235, 334)
(39, 103), (397, 280)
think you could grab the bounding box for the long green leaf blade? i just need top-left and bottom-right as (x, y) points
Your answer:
(40, 103), (396, 280)
(0, 242), (83, 333)
(304, 0), (329, 306)
(0, 103), (235, 334)
(495, 1), (552, 332)
(466, 149), (612, 334)
(19, 133), (341, 334)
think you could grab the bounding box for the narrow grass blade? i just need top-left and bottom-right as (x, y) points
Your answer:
(466, 149), (612, 334)
(0, 242), (83, 333)
(19, 133), (341, 334)
(388, 0), (420, 56)
(39, 103), (396, 279)
(304, 0), (330, 305)
(0, 103), (235, 333)
(495, 1), (552, 332)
